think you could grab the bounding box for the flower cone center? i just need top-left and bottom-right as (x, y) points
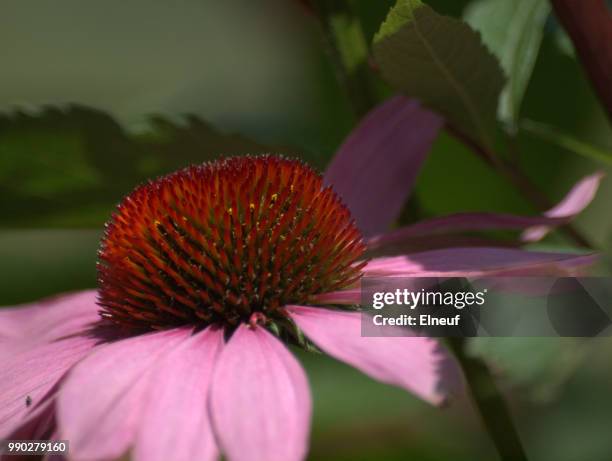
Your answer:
(97, 155), (365, 329)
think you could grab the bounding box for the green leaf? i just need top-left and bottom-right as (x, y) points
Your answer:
(373, 0), (505, 149)
(465, 0), (550, 130)
(520, 118), (612, 165)
(0, 105), (297, 227)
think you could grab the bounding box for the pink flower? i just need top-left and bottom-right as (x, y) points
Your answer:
(0, 97), (600, 461)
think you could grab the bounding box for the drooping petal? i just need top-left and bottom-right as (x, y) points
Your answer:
(0, 290), (99, 359)
(324, 96), (443, 237)
(287, 306), (462, 405)
(57, 328), (191, 461)
(363, 247), (596, 277)
(133, 327), (224, 461)
(522, 172), (604, 242)
(0, 290), (98, 338)
(367, 212), (567, 252)
(368, 233), (519, 255)
(367, 172), (603, 252)
(0, 335), (97, 438)
(210, 325), (311, 461)
(312, 288), (361, 305)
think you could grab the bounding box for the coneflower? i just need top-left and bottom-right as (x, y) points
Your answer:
(0, 97), (600, 461)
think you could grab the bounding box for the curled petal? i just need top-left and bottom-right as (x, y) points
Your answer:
(367, 213), (566, 252)
(210, 325), (311, 461)
(368, 233), (517, 255)
(367, 172), (603, 252)
(287, 306), (461, 405)
(522, 172), (604, 242)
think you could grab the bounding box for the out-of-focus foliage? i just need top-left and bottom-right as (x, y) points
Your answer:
(464, 0), (550, 130)
(0, 229), (99, 304)
(0, 106), (299, 227)
(520, 118), (612, 165)
(468, 336), (590, 401)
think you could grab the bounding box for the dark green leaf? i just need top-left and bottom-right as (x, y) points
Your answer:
(373, 0), (505, 149)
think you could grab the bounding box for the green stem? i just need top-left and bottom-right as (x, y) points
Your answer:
(521, 118), (612, 166)
(309, 0), (377, 118)
(449, 338), (529, 461)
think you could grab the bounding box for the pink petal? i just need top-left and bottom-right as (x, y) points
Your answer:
(522, 172), (604, 241)
(210, 325), (311, 461)
(365, 172), (603, 252)
(368, 233), (517, 255)
(2, 399), (55, 441)
(0, 335), (97, 438)
(311, 288), (361, 305)
(0, 290), (100, 360)
(0, 290), (98, 337)
(367, 172), (603, 251)
(287, 306), (461, 405)
(57, 328), (191, 461)
(324, 96), (442, 236)
(133, 328), (224, 461)
(367, 212), (567, 252)
(363, 248), (596, 277)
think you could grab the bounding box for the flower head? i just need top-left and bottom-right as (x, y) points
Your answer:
(0, 97), (601, 461)
(1, 153), (464, 461)
(98, 156), (365, 330)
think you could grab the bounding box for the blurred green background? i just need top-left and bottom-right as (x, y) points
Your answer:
(2, 0), (612, 460)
